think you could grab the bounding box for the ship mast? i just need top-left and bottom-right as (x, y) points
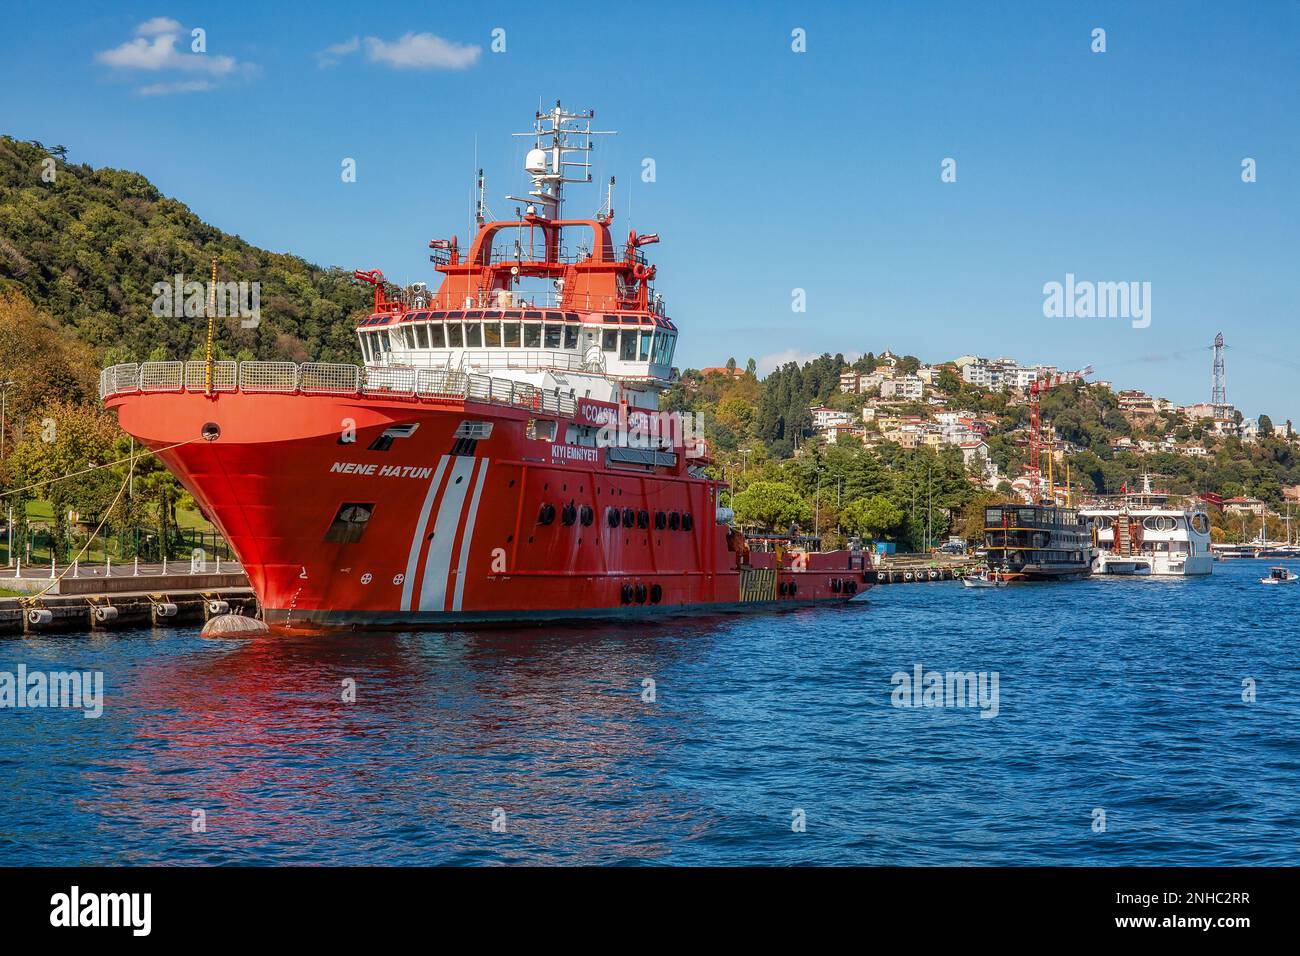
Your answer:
(507, 102), (614, 224)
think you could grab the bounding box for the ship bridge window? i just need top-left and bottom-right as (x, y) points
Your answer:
(564, 326), (579, 350)
(484, 321), (502, 347)
(465, 323), (483, 347)
(324, 502), (374, 544)
(523, 323), (542, 348)
(504, 321), (521, 347)
(620, 330), (638, 361)
(639, 331), (652, 361)
(447, 323), (464, 348)
(415, 324), (429, 348)
(545, 325), (563, 349)
(429, 324), (446, 348)
(602, 329), (618, 352)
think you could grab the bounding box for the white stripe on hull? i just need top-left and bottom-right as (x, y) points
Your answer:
(418, 455), (477, 612)
(452, 459), (489, 612)
(401, 455), (451, 609)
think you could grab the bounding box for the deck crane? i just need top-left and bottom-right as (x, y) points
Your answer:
(1026, 365), (1093, 503)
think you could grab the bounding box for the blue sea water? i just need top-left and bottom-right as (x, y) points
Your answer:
(1, 558), (1297, 866)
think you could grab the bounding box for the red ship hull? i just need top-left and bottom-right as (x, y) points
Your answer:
(105, 383), (872, 630)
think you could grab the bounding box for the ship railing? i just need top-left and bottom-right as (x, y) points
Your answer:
(185, 360), (237, 391)
(361, 365), (417, 397)
(100, 361), (576, 417)
(299, 363), (362, 395)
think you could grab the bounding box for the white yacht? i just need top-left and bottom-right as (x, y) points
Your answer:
(1081, 476), (1213, 576)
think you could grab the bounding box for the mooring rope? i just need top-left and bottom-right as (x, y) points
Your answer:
(4, 437), (201, 605)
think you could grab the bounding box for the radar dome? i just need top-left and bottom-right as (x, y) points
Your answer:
(524, 148), (549, 175)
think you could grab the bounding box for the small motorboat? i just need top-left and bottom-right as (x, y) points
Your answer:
(963, 567), (1009, 589)
(1260, 566), (1298, 584)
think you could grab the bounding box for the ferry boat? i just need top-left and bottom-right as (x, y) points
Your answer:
(1080, 476), (1213, 576)
(982, 503), (1093, 580)
(99, 104), (872, 629)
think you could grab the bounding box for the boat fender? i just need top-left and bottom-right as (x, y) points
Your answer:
(682, 513), (694, 531)
(27, 608), (53, 626)
(607, 507), (621, 527)
(620, 583), (634, 604)
(654, 511), (667, 530)
(789, 582), (798, 596)
(153, 602), (178, 619)
(668, 512), (681, 531)
(93, 605), (119, 623)
(779, 581), (788, 596)
(650, 583), (663, 603)
(538, 503), (557, 525)
(207, 600), (231, 615)
(831, 578), (841, 593)
(580, 505), (594, 526)
(561, 503), (578, 526)
(622, 507), (636, 527)
(637, 509), (649, 529)
(634, 583), (648, 604)
(846, 580), (857, 594)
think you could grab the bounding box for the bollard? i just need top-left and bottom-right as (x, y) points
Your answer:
(106, 556), (111, 578)
(73, 559), (79, 578)
(50, 558), (56, 580)
(162, 556), (168, 575)
(134, 556), (139, 577)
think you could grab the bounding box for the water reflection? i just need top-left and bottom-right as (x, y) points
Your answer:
(80, 618), (729, 864)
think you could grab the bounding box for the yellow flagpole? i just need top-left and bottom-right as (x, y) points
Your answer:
(205, 256), (217, 395)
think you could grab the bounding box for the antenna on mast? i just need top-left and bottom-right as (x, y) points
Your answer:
(475, 168), (493, 228)
(506, 101), (615, 220)
(597, 176), (616, 222)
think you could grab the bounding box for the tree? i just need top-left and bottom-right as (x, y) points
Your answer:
(840, 494), (904, 541)
(732, 481), (811, 531)
(1259, 414), (1274, 437)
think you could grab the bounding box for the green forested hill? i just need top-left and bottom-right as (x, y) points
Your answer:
(0, 136), (370, 365)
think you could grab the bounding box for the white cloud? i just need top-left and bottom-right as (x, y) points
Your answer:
(139, 79), (216, 96)
(94, 18), (250, 94)
(135, 17), (182, 37)
(363, 32), (481, 70)
(316, 36), (360, 68)
(754, 347), (863, 376)
(757, 348), (821, 376)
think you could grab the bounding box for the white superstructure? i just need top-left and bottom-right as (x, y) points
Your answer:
(1081, 476), (1213, 576)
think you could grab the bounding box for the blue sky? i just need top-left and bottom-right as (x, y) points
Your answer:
(2, 1), (1298, 421)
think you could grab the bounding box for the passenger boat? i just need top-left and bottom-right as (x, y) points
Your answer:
(981, 503), (1093, 580)
(99, 104), (873, 629)
(1260, 566), (1298, 585)
(1081, 475), (1213, 576)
